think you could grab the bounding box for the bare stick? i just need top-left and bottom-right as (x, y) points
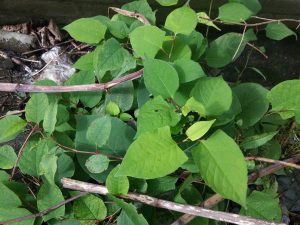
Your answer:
(246, 42), (268, 59)
(0, 69), (143, 93)
(246, 156), (300, 170)
(0, 192), (86, 225)
(109, 7), (150, 25)
(62, 178), (284, 225)
(171, 154), (300, 225)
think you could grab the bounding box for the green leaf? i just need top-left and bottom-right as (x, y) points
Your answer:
(241, 131), (278, 150)
(190, 77), (232, 117)
(182, 97), (205, 116)
(86, 116), (112, 148)
(165, 7), (197, 35)
(106, 101), (121, 116)
(73, 194), (107, 220)
(0, 171), (9, 182)
(0, 208), (34, 225)
(156, 0), (178, 6)
(39, 153), (57, 184)
(186, 120), (216, 141)
(0, 182), (22, 207)
(233, 83), (269, 128)
(25, 93), (49, 123)
(0, 145), (17, 169)
(218, 3), (253, 23)
(192, 130), (247, 207)
(143, 58), (179, 98)
(229, 0), (261, 14)
(37, 183), (65, 221)
(197, 12), (221, 31)
(265, 22), (297, 41)
(94, 38), (136, 80)
(267, 80), (300, 119)
(85, 155), (110, 174)
(43, 100), (58, 134)
(173, 59), (206, 83)
(64, 18), (107, 44)
(130, 25), (165, 58)
(259, 139), (282, 160)
(118, 127), (187, 179)
(240, 191), (281, 222)
(205, 32), (247, 68)
(109, 195), (149, 225)
(73, 51), (94, 71)
(137, 96), (181, 136)
(147, 176), (177, 195)
(55, 153), (75, 181)
(106, 165), (129, 195)
(0, 115), (26, 143)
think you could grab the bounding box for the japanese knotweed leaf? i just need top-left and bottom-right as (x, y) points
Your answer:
(130, 25), (165, 58)
(265, 22), (297, 41)
(25, 93), (49, 123)
(190, 76), (232, 117)
(86, 115), (111, 148)
(106, 165), (129, 195)
(192, 130), (247, 207)
(143, 58), (179, 98)
(0, 115), (26, 143)
(0, 208), (34, 225)
(0, 145), (17, 169)
(0, 182), (22, 208)
(85, 155), (110, 174)
(117, 126), (188, 179)
(241, 131), (278, 150)
(173, 59), (206, 83)
(156, 0), (178, 6)
(229, 0), (261, 14)
(137, 96), (181, 136)
(186, 120), (216, 141)
(218, 3), (252, 23)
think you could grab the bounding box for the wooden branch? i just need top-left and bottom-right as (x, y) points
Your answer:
(0, 69), (143, 93)
(246, 156), (300, 170)
(109, 7), (150, 25)
(0, 192), (87, 225)
(171, 154), (300, 225)
(62, 178), (284, 225)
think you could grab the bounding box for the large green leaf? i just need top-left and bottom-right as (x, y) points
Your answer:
(240, 191), (281, 222)
(94, 38), (136, 80)
(165, 7), (197, 35)
(109, 195), (149, 225)
(43, 100), (58, 134)
(173, 59), (206, 83)
(205, 32), (247, 68)
(218, 3), (252, 23)
(25, 93), (49, 123)
(229, 0), (261, 14)
(143, 58), (179, 98)
(118, 127), (187, 179)
(130, 25), (165, 58)
(192, 130), (247, 207)
(241, 131), (278, 150)
(37, 183), (65, 221)
(0, 145), (17, 169)
(106, 165), (129, 195)
(0, 115), (26, 143)
(233, 83), (269, 128)
(0, 207), (34, 225)
(0, 182), (22, 208)
(186, 120), (216, 141)
(85, 155), (110, 174)
(73, 194), (107, 220)
(267, 80), (300, 119)
(64, 18), (107, 44)
(190, 77), (232, 117)
(137, 96), (181, 136)
(265, 22), (297, 41)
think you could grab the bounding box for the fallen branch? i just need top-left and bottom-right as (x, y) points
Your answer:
(109, 7), (150, 25)
(62, 178), (284, 225)
(0, 192), (87, 225)
(171, 154), (300, 225)
(0, 69), (143, 93)
(246, 156), (300, 170)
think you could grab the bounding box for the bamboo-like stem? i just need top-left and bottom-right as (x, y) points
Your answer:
(61, 178), (284, 225)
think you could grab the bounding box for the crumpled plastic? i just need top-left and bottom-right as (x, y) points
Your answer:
(38, 46), (75, 85)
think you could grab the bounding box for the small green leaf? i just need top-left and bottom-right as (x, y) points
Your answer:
(218, 3), (252, 23)
(240, 191), (281, 222)
(137, 96), (181, 136)
(0, 182), (22, 208)
(73, 194), (107, 220)
(156, 0), (178, 6)
(86, 116), (111, 147)
(39, 153), (57, 184)
(143, 58), (179, 98)
(173, 59), (206, 83)
(182, 97), (205, 116)
(73, 51), (94, 71)
(265, 22), (297, 41)
(147, 176), (177, 195)
(229, 0), (261, 14)
(0, 145), (17, 169)
(130, 25), (165, 58)
(109, 195), (149, 225)
(192, 130), (247, 207)
(64, 18), (107, 44)
(165, 7), (197, 35)
(25, 93), (49, 123)
(0, 208), (34, 225)
(37, 183), (65, 221)
(186, 120), (216, 141)
(197, 12), (221, 31)
(106, 165), (129, 195)
(190, 77), (232, 117)
(43, 100), (58, 134)
(106, 101), (121, 116)
(241, 131), (278, 150)
(85, 155), (110, 174)
(0, 116), (26, 143)
(118, 127), (188, 179)
(55, 153), (75, 181)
